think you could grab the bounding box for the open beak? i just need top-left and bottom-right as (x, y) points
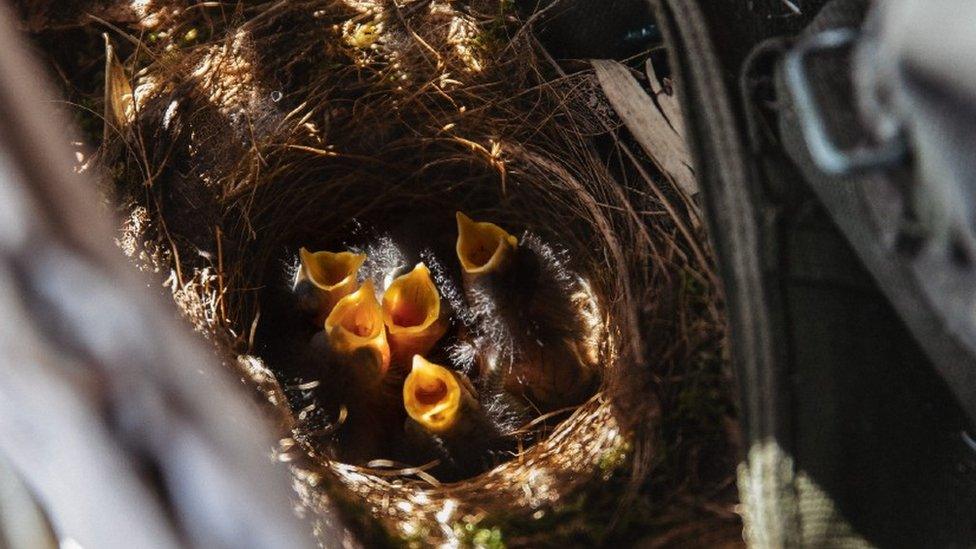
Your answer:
(455, 212), (518, 280)
(403, 356), (466, 434)
(382, 263), (448, 365)
(297, 247), (366, 324)
(325, 280), (391, 383)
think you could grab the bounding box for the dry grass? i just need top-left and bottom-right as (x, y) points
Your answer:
(29, 0), (740, 545)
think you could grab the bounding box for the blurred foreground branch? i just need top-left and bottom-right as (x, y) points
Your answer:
(0, 3), (321, 548)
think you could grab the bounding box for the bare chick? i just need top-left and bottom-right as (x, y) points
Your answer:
(400, 356), (512, 480)
(318, 280), (400, 464)
(455, 212), (598, 411)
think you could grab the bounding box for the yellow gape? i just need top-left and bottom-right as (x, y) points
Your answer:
(298, 248), (367, 323)
(325, 280), (391, 382)
(403, 356), (462, 434)
(455, 212), (518, 278)
(383, 263), (448, 364)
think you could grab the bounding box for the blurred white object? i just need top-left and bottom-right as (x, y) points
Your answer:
(856, 0), (976, 257)
(0, 453), (56, 549)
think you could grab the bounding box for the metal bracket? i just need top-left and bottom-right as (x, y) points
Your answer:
(784, 28), (908, 177)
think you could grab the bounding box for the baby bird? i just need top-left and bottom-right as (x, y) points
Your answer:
(403, 355), (478, 435)
(325, 279), (391, 384)
(294, 248), (367, 326)
(455, 212), (519, 288)
(382, 263), (449, 368)
(401, 355), (509, 479)
(455, 212), (598, 412)
(320, 280), (402, 463)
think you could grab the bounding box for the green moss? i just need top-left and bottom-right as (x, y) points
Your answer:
(470, 0), (519, 58)
(472, 526), (505, 548)
(672, 350), (730, 439)
(454, 521), (506, 549)
(448, 447), (670, 547)
(598, 440), (632, 476)
(397, 524), (432, 549)
(182, 28), (199, 44)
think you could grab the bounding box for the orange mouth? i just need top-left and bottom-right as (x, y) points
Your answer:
(382, 263), (448, 364)
(403, 356), (462, 433)
(455, 212), (518, 276)
(325, 280), (391, 381)
(298, 248), (366, 321)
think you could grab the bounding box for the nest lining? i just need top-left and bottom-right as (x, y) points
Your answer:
(93, 0), (728, 545)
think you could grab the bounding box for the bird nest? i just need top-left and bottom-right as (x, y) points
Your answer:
(69, 0), (733, 545)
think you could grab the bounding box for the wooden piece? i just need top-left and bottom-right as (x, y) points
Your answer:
(593, 59), (698, 197)
(646, 58), (686, 140)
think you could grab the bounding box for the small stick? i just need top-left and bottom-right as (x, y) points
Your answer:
(215, 225), (227, 323)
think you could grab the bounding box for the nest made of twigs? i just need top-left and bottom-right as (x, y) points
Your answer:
(79, 0), (732, 545)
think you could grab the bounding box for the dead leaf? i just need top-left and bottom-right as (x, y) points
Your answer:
(593, 59), (697, 197)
